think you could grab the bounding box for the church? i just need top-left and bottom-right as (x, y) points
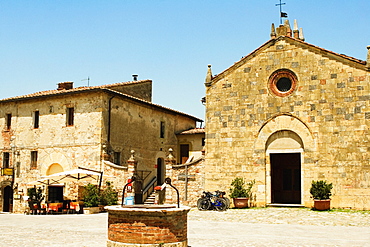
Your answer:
(204, 20), (370, 210)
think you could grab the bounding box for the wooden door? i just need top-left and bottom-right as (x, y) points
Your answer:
(271, 153), (301, 204)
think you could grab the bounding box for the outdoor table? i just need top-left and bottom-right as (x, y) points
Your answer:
(48, 203), (63, 212)
(69, 201), (83, 213)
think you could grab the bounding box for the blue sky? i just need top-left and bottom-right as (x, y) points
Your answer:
(1, 1), (369, 121)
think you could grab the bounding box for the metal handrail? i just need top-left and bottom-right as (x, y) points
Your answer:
(141, 176), (157, 203)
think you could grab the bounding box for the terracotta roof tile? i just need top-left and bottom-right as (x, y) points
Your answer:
(178, 128), (205, 135)
(0, 80), (150, 101)
(0, 80), (203, 122)
(211, 36), (367, 84)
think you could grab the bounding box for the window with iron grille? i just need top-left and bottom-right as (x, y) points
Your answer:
(31, 151), (38, 169)
(67, 107), (74, 126)
(160, 121), (165, 138)
(33, 111), (40, 128)
(113, 152), (121, 165)
(3, 152), (10, 168)
(6, 114), (11, 130)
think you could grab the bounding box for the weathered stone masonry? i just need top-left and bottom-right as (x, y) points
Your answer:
(204, 20), (370, 210)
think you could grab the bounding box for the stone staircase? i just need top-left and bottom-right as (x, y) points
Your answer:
(144, 191), (156, 205)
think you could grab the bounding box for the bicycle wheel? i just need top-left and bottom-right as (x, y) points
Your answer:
(224, 197), (231, 209)
(214, 198), (227, 211)
(197, 198), (211, 211)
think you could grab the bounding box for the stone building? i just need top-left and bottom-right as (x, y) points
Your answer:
(0, 79), (203, 213)
(204, 20), (370, 209)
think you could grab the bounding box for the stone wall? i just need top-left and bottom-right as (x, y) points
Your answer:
(0, 85), (199, 213)
(205, 36), (370, 209)
(107, 206), (190, 246)
(164, 150), (205, 207)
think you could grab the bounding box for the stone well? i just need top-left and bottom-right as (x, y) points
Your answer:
(105, 205), (191, 247)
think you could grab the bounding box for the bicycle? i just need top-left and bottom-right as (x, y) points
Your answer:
(197, 191), (228, 211)
(215, 190), (230, 209)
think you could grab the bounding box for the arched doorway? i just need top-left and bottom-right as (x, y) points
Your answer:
(157, 158), (165, 185)
(266, 130), (303, 205)
(3, 186), (13, 212)
(46, 163), (64, 203)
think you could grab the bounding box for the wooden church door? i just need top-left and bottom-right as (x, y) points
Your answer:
(270, 153), (301, 204)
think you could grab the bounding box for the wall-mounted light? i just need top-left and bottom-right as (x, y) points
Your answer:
(201, 97), (206, 106)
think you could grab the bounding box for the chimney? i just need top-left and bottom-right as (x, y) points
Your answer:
(299, 27), (305, 41)
(270, 23), (276, 39)
(276, 24), (287, 36)
(284, 19), (292, 37)
(293, 20), (299, 39)
(205, 64), (213, 87)
(132, 74), (138, 81)
(367, 46), (370, 69)
(57, 81), (73, 90)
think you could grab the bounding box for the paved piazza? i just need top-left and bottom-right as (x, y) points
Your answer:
(1, 207), (370, 246)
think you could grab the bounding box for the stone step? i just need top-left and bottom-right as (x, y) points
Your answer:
(143, 192), (156, 205)
(266, 203), (305, 208)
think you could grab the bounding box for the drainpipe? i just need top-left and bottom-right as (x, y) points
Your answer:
(107, 96), (115, 143)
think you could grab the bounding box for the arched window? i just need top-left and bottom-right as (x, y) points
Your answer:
(46, 163), (64, 175)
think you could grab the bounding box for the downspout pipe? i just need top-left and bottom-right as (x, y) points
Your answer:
(107, 96), (115, 143)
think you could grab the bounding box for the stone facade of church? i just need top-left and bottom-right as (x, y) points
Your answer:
(204, 20), (370, 210)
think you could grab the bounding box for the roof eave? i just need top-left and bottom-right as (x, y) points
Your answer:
(207, 36), (367, 86)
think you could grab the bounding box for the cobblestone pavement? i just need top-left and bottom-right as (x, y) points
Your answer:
(0, 207), (369, 247)
(188, 207), (370, 227)
(187, 207), (370, 247)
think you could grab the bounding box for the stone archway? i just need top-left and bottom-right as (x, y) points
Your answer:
(46, 163), (64, 175)
(2, 185), (13, 212)
(45, 163), (64, 203)
(254, 114), (315, 205)
(267, 130), (303, 204)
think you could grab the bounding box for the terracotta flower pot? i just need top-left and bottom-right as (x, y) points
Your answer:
(233, 198), (249, 208)
(314, 199), (331, 211)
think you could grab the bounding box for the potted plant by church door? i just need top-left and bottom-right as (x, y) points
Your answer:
(230, 178), (255, 208)
(310, 180), (333, 211)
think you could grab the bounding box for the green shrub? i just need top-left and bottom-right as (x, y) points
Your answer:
(310, 180), (333, 200)
(230, 177), (255, 199)
(100, 181), (118, 206)
(83, 184), (100, 207)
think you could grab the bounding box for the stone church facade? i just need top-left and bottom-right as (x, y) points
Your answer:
(204, 20), (370, 210)
(0, 79), (202, 213)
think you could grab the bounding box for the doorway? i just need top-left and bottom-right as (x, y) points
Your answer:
(3, 186), (13, 212)
(157, 158), (164, 185)
(270, 153), (301, 204)
(48, 186), (63, 203)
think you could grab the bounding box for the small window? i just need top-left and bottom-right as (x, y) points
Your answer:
(268, 69), (298, 97)
(33, 111), (40, 129)
(276, 77), (292, 92)
(180, 144), (189, 164)
(31, 151), (38, 169)
(160, 121), (165, 138)
(113, 152), (121, 165)
(6, 114), (11, 130)
(3, 152), (10, 168)
(67, 107), (74, 126)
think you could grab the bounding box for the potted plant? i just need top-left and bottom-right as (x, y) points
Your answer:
(27, 186), (45, 214)
(229, 178), (255, 208)
(310, 180), (333, 211)
(99, 181), (118, 211)
(82, 183), (100, 214)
